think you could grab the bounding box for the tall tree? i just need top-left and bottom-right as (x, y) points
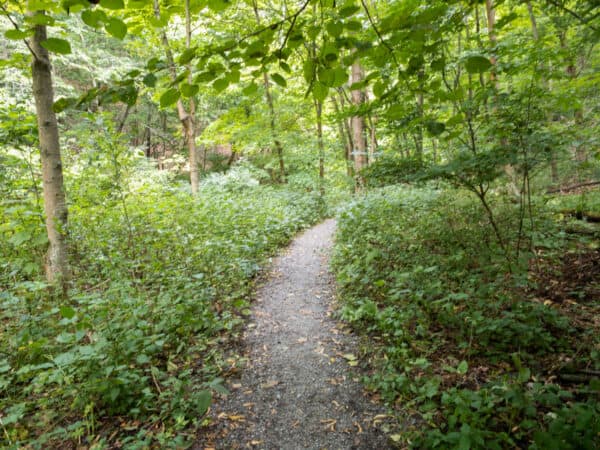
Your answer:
(153, 0), (199, 194)
(351, 58), (367, 188)
(30, 15), (70, 289)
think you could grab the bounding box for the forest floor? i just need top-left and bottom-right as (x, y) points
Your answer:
(193, 219), (394, 450)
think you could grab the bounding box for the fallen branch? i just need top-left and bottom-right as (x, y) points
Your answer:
(547, 180), (600, 194)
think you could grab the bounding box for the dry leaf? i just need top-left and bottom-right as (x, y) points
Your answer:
(261, 380), (279, 388)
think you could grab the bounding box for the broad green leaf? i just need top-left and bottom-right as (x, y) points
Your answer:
(160, 88), (180, 107)
(457, 360), (468, 375)
(196, 390), (212, 415)
(312, 82), (328, 102)
(81, 9), (107, 28)
(40, 38), (71, 54)
(119, 85), (138, 105)
(303, 60), (314, 84)
(25, 13), (55, 26)
(100, 0), (124, 9)
(373, 80), (386, 98)
(59, 306), (76, 319)
(180, 82), (199, 98)
(464, 55), (492, 74)
(8, 231), (31, 246)
(207, 0), (229, 12)
(143, 73), (157, 87)
(105, 17), (127, 39)
(279, 61), (291, 73)
(213, 78), (229, 92)
(179, 47), (197, 65)
(326, 21), (343, 38)
(4, 29), (31, 40)
(339, 5), (360, 18)
(270, 73), (287, 88)
(426, 121), (445, 136)
(331, 66), (348, 88)
(243, 82), (258, 95)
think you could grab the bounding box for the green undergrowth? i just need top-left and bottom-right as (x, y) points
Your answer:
(332, 185), (600, 449)
(0, 182), (323, 448)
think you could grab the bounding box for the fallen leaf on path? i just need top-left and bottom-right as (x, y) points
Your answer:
(354, 421), (363, 433)
(250, 440), (263, 446)
(297, 337), (307, 343)
(261, 380), (279, 388)
(231, 383), (242, 389)
(341, 353), (357, 361)
(243, 402), (255, 408)
(320, 418), (337, 431)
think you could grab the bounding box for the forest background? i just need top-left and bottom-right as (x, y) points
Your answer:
(1, 0), (599, 448)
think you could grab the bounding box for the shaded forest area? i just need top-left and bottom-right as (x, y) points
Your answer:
(1, 0), (599, 448)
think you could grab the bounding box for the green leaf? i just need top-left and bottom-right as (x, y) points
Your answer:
(339, 5), (360, 18)
(212, 78), (229, 92)
(180, 83), (199, 98)
(196, 390), (212, 415)
(303, 60), (314, 84)
(8, 231), (31, 246)
(373, 80), (386, 98)
(160, 88), (180, 108)
(179, 47), (197, 65)
(4, 29), (32, 40)
(143, 73), (157, 87)
(40, 38), (71, 55)
(105, 17), (127, 39)
(100, 0), (124, 9)
(331, 66), (347, 88)
(464, 55), (492, 74)
(312, 82), (328, 102)
(326, 21), (343, 38)
(242, 82), (258, 95)
(81, 9), (107, 28)
(53, 97), (76, 113)
(457, 360), (468, 375)
(207, 0), (229, 12)
(426, 121), (445, 136)
(59, 306), (76, 320)
(270, 73), (287, 88)
(26, 14), (55, 26)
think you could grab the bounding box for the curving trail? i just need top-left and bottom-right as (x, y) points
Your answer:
(194, 219), (392, 450)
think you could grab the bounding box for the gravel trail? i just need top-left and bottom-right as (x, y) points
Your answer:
(194, 219), (392, 450)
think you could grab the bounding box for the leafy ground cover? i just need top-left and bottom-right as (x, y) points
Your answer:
(0, 172), (323, 448)
(332, 185), (600, 449)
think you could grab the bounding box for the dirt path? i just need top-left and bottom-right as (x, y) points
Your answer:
(194, 219), (392, 449)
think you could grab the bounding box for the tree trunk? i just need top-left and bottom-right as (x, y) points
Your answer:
(185, 0), (199, 193)
(351, 58), (367, 189)
(331, 95), (354, 178)
(153, 0), (198, 194)
(253, 1), (286, 183)
(314, 99), (325, 196)
(30, 20), (70, 289)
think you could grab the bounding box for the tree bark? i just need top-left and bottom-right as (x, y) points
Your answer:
(153, 0), (198, 194)
(314, 99), (325, 196)
(30, 20), (70, 289)
(185, 0), (199, 193)
(253, 1), (286, 183)
(351, 58), (367, 189)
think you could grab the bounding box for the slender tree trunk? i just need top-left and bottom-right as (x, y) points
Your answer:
(527, 1), (558, 183)
(351, 58), (367, 189)
(30, 20), (69, 289)
(331, 95), (354, 178)
(253, 1), (285, 183)
(314, 99), (325, 196)
(185, 0), (199, 193)
(153, 0), (198, 194)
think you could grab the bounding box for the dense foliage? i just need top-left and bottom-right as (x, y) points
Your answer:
(1, 154), (323, 447)
(2, 0), (600, 447)
(333, 185), (600, 448)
